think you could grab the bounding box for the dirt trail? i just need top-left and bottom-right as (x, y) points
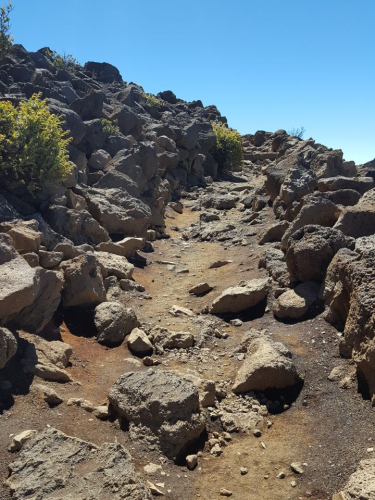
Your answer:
(1, 171), (374, 500)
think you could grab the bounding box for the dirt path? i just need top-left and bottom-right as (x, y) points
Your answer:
(1, 171), (374, 500)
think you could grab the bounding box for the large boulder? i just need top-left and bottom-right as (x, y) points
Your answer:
(334, 188), (375, 239)
(317, 176), (374, 195)
(94, 302), (139, 346)
(60, 254), (106, 307)
(85, 188), (151, 237)
(109, 369), (206, 460)
(48, 100), (86, 145)
(273, 281), (321, 319)
(5, 427), (152, 500)
(281, 196), (342, 250)
(279, 167), (317, 205)
(286, 225), (355, 283)
(43, 205), (109, 246)
(94, 251), (134, 280)
(209, 278), (270, 314)
(232, 331), (302, 392)
(22, 337), (72, 382)
(0, 327), (17, 369)
(12, 269), (64, 333)
(321, 249), (375, 401)
(0, 234), (39, 323)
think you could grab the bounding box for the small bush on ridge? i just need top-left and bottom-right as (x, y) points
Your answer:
(0, 93), (73, 193)
(210, 121), (243, 172)
(46, 49), (80, 73)
(141, 91), (163, 108)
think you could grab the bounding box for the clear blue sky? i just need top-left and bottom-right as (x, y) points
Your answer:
(10, 0), (375, 164)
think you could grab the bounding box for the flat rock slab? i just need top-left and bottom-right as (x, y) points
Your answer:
(210, 278), (270, 314)
(22, 337), (73, 382)
(189, 282), (213, 295)
(5, 427), (152, 499)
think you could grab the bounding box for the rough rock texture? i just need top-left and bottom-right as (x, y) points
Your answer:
(0, 327), (17, 369)
(210, 278), (270, 314)
(273, 281), (321, 319)
(60, 254), (106, 307)
(286, 225), (355, 283)
(281, 196), (341, 250)
(232, 331), (302, 392)
(334, 188), (375, 239)
(12, 269), (64, 333)
(5, 427), (152, 500)
(0, 234), (38, 323)
(109, 369), (206, 460)
(22, 338), (73, 382)
(94, 251), (134, 279)
(94, 302), (139, 346)
(321, 248), (375, 400)
(334, 458), (375, 499)
(43, 205), (109, 245)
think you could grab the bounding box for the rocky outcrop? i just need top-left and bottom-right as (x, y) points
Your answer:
(334, 188), (375, 238)
(109, 369), (206, 460)
(321, 248), (375, 400)
(286, 225), (355, 283)
(5, 427), (152, 500)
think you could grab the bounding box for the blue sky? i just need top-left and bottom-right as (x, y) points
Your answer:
(10, 0), (375, 164)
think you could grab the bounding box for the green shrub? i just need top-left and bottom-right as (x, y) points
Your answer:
(210, 121), (243, 171)
(46, 49), (79, 73)
(141, 91), (163, 108)
(0, 0), (13, 60)
(0, 93), (73, 193)
(101, 118), (120, 135)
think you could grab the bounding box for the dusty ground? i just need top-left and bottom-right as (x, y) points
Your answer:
(1, 170), (374, 500)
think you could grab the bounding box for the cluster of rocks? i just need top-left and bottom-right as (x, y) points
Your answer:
(0, 42), (230, 366)
(242, 130), (375, 410)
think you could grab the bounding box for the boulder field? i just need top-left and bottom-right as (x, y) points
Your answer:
(0, 45), (374, 500)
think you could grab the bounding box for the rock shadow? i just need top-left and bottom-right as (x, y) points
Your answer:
(0, 334), (35, 414)
(57, 306), (96, 339)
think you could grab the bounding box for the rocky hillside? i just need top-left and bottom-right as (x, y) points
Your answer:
(0, 44), (375, 500)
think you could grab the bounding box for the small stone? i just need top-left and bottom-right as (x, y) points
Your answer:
(253, 429), (262, 438)
(230, 319), (243, 327)
(261, 442), (267, 449)
(8, 430), (38, 452)
(210, 444), (223, 456)
(147, 480), (165, 496)
(290, 462), (304, 474)
(367, 447), (374, 453)
(186, 454), (198, 470)
(219, 488), (233, 497)
(291, 481), (297, 487)
(277, 471), (286, 479)
(144, 463), (162, 474)
(240, 467), (248, 475)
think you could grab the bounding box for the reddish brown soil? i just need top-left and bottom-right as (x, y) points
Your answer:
(1, 174), (374, 500)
